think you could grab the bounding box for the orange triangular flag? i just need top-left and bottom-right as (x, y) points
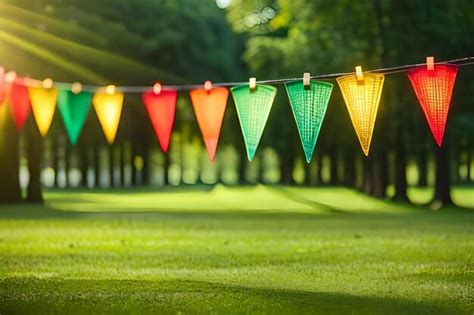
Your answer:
(190, 86), (229, 161)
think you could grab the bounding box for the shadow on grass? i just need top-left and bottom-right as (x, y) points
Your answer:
(268, 186), (346, 213)
(0, 278), (461, 315)
(0, 203), (379, 221)
(44, 185), (217, 194)
(0, 185), (472, 222)
(0, 202), (472, 225)
(274, 186), (474, 213)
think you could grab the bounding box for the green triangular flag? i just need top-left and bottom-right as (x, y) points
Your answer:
(231, 84), (276, 161)
(57, 90), (92, 145)
(285, 80), (333, 163)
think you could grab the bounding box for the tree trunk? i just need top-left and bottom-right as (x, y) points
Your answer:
(53, 136), (59, 188)
(26, 123), (43, 204)
(142, 144), (150, 186)
(371, 0), (387, 199)
(432, 146), (453, 208)
(417, 147), (428, 187)
(0, 106), (22, 203)
(362, 157), (372, 194)
(131, 145), (137, 187)
(93, 145), (100, 188)
(381, 151), (389, 195)
(163, 151), (170, 185)
(64, 142), (70, 188)
(316, 156), (324, 185)
(393, 141), (409, 202)
(304, 162), (312, 186)
(467, 149), (472, 182)
(453, 147), (462, 184)
(257, 156), (264, 184)
(343, 152), (356, 188)
(119, 141), (125, 187)
(281, 151), (294, 185)
(371, 151), (387, 199)
(80, 146), (89, 187)
(109, 145), (114, 188)
(131, 143), (145, 186)
(329, 145), (338, 185)
(239, 153), (247, 184)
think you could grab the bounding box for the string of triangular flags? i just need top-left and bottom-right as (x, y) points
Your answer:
(0, 57), (467, 162)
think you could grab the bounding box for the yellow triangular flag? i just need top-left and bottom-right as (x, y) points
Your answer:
(337, 70), (384, 156)
(93, 89), (124, 144)
(28, 86), (58, 136)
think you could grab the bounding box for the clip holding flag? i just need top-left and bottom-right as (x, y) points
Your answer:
(1, 71), (17, 106)
(4, 71), (17, 84)
(249, 77), (256, 90)
(426, 56), (437, 78)
(42, 78), (53, 89)
(105, 85), (116, 95)
(153, 82), (162, 95)
(204, 80), (212, 94)
(71, 82), (83, 94)
(355, 66), (364, 83)
(303, 72), (311, 88)
(426, 56), (435, 71)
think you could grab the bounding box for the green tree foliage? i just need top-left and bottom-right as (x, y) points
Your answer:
(0, 0), (245, 202)
(226, 0), (474, 202)
(0, 0), (472, 204)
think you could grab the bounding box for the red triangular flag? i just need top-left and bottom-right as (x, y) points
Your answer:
(0, 67), (5, 106)
(408, 64), (458, 146)
(142, 89), (178, 152)
(9, 79), (31, 130)
(190, 86), (228, 161)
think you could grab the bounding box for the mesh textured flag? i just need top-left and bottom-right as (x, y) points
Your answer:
(407, 64), (458, 146)
(337, 73), (384, 156)
(231, 84), (276, 161)
(286, 80), (333, 163)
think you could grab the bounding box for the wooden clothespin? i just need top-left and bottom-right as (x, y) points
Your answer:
(426, 56), (435, 71)
(71, 82), (82, 94)
(204, 80), (212, 94)
(42, 78), (53, 89)
(303, 72), (310, 89)
(249, 77), (256, 90)
(105, 85), (116, 95)
(153, 82), (162, 95)
(355, 66), (364, 82)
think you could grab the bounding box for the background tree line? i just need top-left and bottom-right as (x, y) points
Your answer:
(0, 0), (472, 207)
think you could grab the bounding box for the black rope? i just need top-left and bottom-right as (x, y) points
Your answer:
(13, 56), (474, 92)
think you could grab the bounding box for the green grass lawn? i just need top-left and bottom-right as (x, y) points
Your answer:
(0, 185), (473, 314)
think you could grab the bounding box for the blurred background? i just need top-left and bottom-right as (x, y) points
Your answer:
(0, 0), (473, 205)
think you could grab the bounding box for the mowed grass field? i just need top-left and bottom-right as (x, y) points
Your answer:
(0, 185), (472, 314)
